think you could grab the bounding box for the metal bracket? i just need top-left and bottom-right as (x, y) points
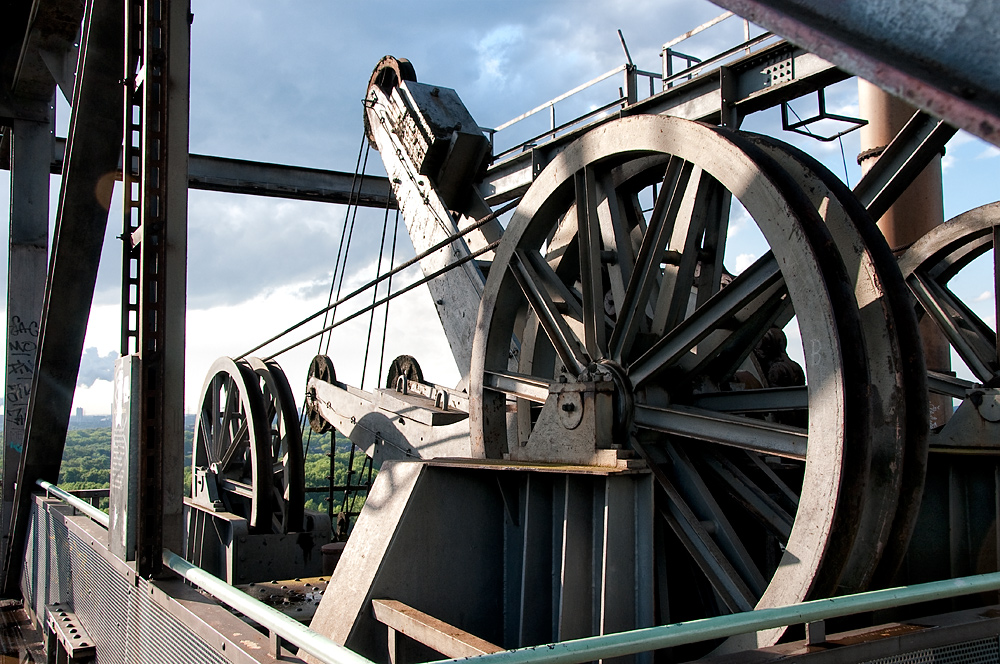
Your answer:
(781, 88), (867, 142)
(45, 604), (96, 662)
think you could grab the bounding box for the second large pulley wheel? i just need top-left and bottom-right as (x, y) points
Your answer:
(244, 357), (306, 534)
(192, 357), (272, 530)
(899, 201), (1000, 392)
(470, 115), (911, 648)
(193, 356), (306, 534)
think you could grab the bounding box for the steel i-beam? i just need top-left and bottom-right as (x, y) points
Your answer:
(1, 111), (53, 573)
(122, 0), (190, 577)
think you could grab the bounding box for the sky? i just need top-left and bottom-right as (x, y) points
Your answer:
(2, 0), (999, 416)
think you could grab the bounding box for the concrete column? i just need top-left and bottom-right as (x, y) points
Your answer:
(3, 113), (53, 559)
(858, 80), (951, 427)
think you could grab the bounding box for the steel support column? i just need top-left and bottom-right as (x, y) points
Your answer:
(1, 0), (124, 595)
(123, 0), (190, 576)
(2, 111), (53, 570)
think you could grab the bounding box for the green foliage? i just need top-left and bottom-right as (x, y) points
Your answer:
(59, 428), (111, 487)
(56, 423), (376, 522)
(302, 430), (378, 516)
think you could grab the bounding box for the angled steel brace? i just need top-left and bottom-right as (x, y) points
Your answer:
(2, 0), (123, 596)
(853, 111), (957, 221)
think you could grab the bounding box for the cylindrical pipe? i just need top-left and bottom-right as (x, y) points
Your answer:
(452, 571), (1000, 664)
(858, 80), (951, 427)
(37, 480), (109, 528)
(162, 549), (373, 664)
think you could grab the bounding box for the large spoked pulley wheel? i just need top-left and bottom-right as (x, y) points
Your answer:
(243, 357), (306, 534)
(193, 357), (272, 530)
(899, 202), (1000, 394)
(470, 115), (906, 647)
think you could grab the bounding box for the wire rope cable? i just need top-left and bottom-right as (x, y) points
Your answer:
(323, 144), (370, 356)
(238, 198), (518, 360)
(377, 209), (401, 387)
(360, 198), (393, 389)
(261, 238), (502, 361)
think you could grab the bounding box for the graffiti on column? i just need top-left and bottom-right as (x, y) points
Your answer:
(6, 315), (39, 451)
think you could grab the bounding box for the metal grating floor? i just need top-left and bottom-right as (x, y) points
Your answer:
(862, 636), (1000, 664)
(0, 599), (42, 662)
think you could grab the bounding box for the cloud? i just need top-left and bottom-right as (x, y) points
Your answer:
(72, 380), (114, 415)
(733, 253), (758, 273)
(186, 191), (408, 309)
(77, 347), (117, 387)
(978, 145), (1000, 160)
(474, 25), (526, 91)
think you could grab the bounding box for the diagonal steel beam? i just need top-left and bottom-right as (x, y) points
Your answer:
(2, 0), (123, 596)
(853, 111), (957, 221)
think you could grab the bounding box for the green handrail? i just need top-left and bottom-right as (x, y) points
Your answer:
(447, 572), (1000, 664)
(35, 478), (1000, 664)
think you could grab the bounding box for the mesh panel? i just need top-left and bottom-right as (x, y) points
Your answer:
(862, 636), (1000, 664)
(20, 505), (36, 614)
(135, 578), (229, 664)
(25, 500), (234, 664)
(71, 525), (134, 664)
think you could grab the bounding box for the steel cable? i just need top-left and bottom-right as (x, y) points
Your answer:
(323, 144), (370, 356)
(302, 135), (369, 463)
(360, 197), (393, 388)
(238, 197), (518, 360)
(377, 209), (400, 388)
(261, 238), (502, 361)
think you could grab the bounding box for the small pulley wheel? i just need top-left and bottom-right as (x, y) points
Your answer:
(385, 354), (423, 391)
(307, 354), (337, 434)
(364, 55), (417, 145)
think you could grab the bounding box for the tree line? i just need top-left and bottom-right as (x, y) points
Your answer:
(59, 425), (378, 519)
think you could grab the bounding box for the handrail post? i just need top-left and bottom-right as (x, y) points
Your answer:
(624, 64), (638, 105)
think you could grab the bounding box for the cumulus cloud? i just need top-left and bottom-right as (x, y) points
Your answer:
(77, 347), (117, 387)
(733, 253), (758, 274)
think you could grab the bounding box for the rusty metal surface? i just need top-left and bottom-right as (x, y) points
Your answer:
(46, 603), (97, 660)
(372, 599), (502, 659)
(711, 0), (1000, 147)
(237, 577), (328, 624)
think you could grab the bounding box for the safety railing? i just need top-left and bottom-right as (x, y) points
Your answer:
(38, 480), (109, 527)
(36, 478), (369, 664)
(436, 572), (1000, 663)
(36, 477), (1000, 664)
(487, 64), (657, 162)
(162, 550), (371, 664)
(487, 11), (779, 164)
